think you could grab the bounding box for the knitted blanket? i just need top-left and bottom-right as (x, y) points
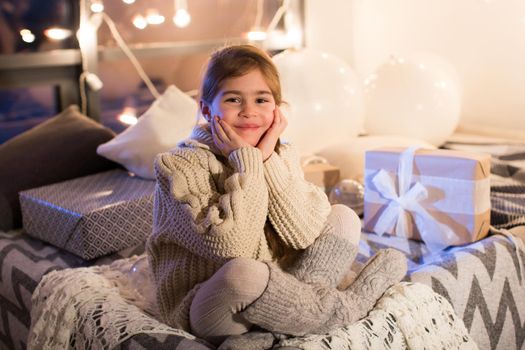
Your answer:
(28, 255), (210, 350)
(278, 282), (477, 350)
(28, 255), (475, 350)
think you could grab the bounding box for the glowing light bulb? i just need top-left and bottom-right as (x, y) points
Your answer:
(20, 29), (35, 43)
(247, 28), (267, 41)
(122, 0), (135, 3)
(118, 107), (138, 125)
(146, 9), (165, 25)
(44, 27), (73, 40)
(90, 0), (104, 13)
(132, 14), (147, 29)
(173, 8), (191, 28)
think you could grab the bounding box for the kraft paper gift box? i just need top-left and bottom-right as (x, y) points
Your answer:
(303, 163), (340, 193)
(363, 147), (491, 251)
(19, 169), (155, 260)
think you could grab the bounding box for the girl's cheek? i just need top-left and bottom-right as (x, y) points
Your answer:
(262, 104), (275, 113)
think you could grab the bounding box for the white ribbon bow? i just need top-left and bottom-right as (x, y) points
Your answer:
(371, 147), (459, 252)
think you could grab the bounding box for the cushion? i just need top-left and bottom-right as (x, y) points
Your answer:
(0, 105), (118, 231)
(316, 135), (436, 183)
(97, 85), (198, 179)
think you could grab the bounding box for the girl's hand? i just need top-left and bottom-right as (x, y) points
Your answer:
(257, 107), (288, 161)
(210, 116), (251, 157)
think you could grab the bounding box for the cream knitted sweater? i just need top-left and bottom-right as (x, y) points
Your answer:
(146, 125), (331, 331)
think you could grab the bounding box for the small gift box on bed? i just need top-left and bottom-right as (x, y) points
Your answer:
(363, 147), (491, 251)
(20, 169), (155, 260)
(302, 157), (340, 193)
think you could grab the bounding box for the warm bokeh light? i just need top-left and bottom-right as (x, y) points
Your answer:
(146, 9), (165, 25)
(118, 107), (138, 125)
(44, 27), (73, 40)
(246, 28), (267, 41)
(173, 9), (191, 28)
(132, 14), (147, 29)
(90, 0), (104, 13)
(21, 34), (35, 43)
(20, 29), (35, 43)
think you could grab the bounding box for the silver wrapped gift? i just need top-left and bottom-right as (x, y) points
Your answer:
(20, 170), (155, 260)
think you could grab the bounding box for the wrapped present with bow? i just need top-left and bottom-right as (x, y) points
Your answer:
(363, 147), (491, 251)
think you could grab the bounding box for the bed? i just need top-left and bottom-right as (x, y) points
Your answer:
(0, 141), (524, 349)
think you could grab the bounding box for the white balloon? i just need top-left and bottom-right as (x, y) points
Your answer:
(353, 0), (525, 133)
(364, 53), (462, 146)
(273, 49), (364, 155)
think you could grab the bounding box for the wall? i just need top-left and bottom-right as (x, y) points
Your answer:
(305, 0), (525, 133)
(304, 0), (354, 65)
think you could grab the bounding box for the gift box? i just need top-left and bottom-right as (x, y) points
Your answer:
(363, 147), (491, 251)
(303, 163), (340, 193)
(20, 169), (155, 260)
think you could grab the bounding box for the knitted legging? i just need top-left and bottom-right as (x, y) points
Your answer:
(189, 204), (361, 345)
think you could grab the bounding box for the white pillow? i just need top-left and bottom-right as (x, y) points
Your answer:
(97, 85), (198, 179)
(317, 136), (436, 183)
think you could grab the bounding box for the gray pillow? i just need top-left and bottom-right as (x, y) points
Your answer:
(0, 105), (119, 231)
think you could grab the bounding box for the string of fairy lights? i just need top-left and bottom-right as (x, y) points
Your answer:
(19, 0), (192, 43)
(19, 0), (300, 46)
(18, 0), (302, 126)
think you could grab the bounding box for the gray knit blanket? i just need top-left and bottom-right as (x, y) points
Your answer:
(489, 150), (525, 229)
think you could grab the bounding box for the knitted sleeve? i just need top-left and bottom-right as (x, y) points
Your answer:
(151, 146), (269, 263)
(263, 143), (331, 249)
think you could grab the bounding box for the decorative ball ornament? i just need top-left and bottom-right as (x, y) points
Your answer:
(128, 255), (155, 302)
(329, 179), (365, 216)
(364, 53), (462, 146)
(273, 49), (364, 155)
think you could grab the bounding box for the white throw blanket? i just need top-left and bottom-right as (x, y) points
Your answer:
(28, 255), (201, 349)
(29, 256), (477, 350)
(280, 282), (478, 350)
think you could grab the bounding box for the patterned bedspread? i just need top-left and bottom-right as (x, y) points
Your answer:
(1, 230), (523, 350)
(0, 232), (147, 350)
(445, 142), (525, 230)
(0, 144), (524, 350)
(363, 230), (524, 350)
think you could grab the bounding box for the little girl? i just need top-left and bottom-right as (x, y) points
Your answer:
(146, 44), (407, 347)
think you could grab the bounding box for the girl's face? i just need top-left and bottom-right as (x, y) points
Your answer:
(205, 69), (276, 147)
